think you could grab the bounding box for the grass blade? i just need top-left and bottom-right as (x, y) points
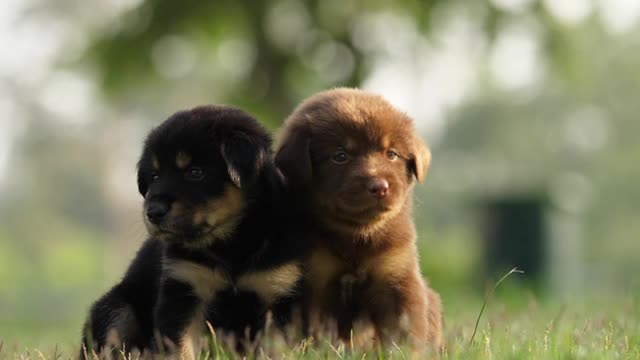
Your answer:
(468, 267), (524, 348)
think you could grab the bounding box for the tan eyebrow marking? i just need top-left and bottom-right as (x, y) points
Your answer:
(176, 151), (192, 169)
(343, 138), (357, 152)
(152, 155), (160, 170)
(382, 134), (391, 149)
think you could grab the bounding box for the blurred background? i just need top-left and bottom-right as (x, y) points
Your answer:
(1, 0), (639, 347)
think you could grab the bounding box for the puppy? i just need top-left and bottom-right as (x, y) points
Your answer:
(275, 88), (443, 350)
(82, 106), (303, 358)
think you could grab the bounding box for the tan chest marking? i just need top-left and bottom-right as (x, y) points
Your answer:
(164, 260), (229, 302)
(236, 262), (302, 304)
(166, 259), (301, 305)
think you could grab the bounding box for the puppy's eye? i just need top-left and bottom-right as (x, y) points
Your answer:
(151, 172), (160, 182)
(331, 149), (349, 164)
(386, 149), (399, 161)
(185, 167), (206, 181)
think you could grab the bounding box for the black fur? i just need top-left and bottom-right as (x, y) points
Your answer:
(81, 105), (303, 357)
(81, 238), (162, 355)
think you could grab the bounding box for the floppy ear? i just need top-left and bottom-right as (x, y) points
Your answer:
(275, 125), (312, 187)
(220, 132), (268, 188)
(409, 136), (431, 182)
(137, 164), (148, 197)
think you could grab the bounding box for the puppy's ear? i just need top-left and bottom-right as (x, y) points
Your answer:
(409, 136), (431, 182)
(221, 133), (269, 188)
(137, 165), (148, 197)
(275, 125), (312, 187)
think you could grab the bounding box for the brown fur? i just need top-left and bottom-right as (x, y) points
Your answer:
(275, 88), (443, 351)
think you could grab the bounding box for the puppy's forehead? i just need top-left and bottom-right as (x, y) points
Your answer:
(308, 89), (412, 128)
(310, 105), (413, 151)
(147, 145), (219, 170)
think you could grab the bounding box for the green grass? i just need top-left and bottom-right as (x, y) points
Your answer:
(1, 292), (638, 360)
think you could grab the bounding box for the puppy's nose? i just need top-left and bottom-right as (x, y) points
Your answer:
(367, 178), (389, 198)
(146, 202), (170, 224)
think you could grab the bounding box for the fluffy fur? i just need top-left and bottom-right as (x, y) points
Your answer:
(275, 88), (443, 351)
(82, 106), (302, 358)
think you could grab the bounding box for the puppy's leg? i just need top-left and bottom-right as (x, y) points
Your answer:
(425, 286), (444, 348)
(310, 282), (349, 342)
(336, 274), (359, 342)
(368, 281), (404, 345)
(336, 309), (355, 342)
(81, 239), (163, 358)
(400, 271), (431, 346)
(394, 275), (443, 356)
(270, 292), (310, 343)
(271, 296), (294, 329)
(270, 277), (307, 334)
(307, 248), (347, 340)
(369, 270), (436, 350)
(207, 289), (267, 353)
(154, 278), (202, 359)
(82, 286), (138, 358)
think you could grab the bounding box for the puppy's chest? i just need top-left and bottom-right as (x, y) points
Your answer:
(164, 259), (301, 305)
(308, 247), (374, 288)
(308, 243), (415, 291)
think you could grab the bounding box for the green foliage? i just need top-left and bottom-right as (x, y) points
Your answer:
(81, 0), (582, 127)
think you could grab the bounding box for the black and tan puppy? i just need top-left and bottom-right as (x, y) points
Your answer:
(82, 106), (302, 358)
(275, 88), (443, 350)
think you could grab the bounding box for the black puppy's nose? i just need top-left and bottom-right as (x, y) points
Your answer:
(367, 178), (389, 198)
(146, 202), (170, 224)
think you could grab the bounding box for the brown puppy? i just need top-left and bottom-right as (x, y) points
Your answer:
(275, 88), (443, 350)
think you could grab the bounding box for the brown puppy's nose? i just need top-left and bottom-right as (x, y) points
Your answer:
(367, 178), (389, 198)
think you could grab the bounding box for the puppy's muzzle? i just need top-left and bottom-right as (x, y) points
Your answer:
(146, 200), (170, 224)
(367, 177), (389, 198)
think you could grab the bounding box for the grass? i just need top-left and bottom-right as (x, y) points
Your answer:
(3, 298), (638, 359)
(468, 267), (525, 348)
(1, 276), (638, 359)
